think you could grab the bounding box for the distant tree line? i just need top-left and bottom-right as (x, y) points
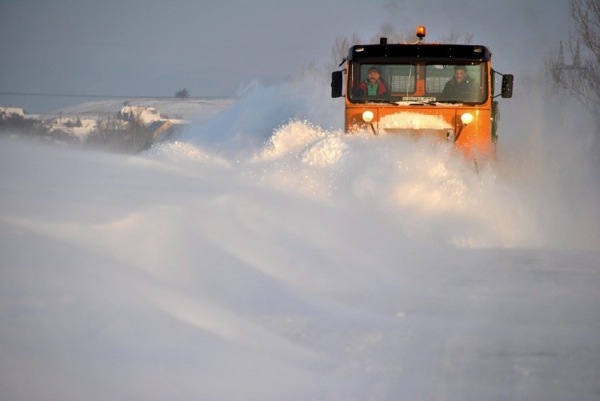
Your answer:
(0, 112), (154, 153)
(84, 117), (154, 153)
(0, 112), (40, 134)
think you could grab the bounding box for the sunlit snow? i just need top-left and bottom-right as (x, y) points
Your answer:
(1, 73), (600, 401)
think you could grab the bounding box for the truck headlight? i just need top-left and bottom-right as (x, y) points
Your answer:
(362, 110), (374, 123)
(461, 112), (473, 125)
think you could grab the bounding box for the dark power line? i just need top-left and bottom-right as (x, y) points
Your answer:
(0, 91), (224, 100)
(1, 91), (165, 99)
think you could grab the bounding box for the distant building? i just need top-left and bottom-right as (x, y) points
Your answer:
(118, 106), (162, 125)
(0, 107), (25, 118)
(118, 105), (173, 141)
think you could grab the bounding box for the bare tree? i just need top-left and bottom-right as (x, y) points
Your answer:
(548, 0), (600, 116)
(369, 24), (472, 45)
(329, 25), (473, 71)
(369, 23), (415, 44)
(329, 33), (362, 70)
(438, 31), (473, 45)
(175, 88), (190, 100)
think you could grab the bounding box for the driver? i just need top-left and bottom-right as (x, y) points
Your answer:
(355, 66), (388, 96)
(441, 65), (477, 101)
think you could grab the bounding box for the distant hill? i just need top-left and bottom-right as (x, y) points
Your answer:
(2, 98), (234, 152)
(47, 98), (234, 124)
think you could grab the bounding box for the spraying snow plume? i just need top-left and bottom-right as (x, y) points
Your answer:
(155, 70), (600, 250)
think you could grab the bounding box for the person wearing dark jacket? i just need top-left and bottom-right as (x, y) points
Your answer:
(441, 66), (478, 101)
(355, 66), (388, 97)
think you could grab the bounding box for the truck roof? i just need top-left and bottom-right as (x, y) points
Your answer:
(348, 43), (492, 62)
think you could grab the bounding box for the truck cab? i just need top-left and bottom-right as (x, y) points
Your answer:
(331, 27), (513, 160)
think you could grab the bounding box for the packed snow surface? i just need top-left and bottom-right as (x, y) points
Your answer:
(1, 75), (600, 401)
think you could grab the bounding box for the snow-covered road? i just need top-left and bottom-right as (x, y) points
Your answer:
(1, 76), (599, 401)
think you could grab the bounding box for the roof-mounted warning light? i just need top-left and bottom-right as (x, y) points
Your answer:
(416, 25), (426, 42)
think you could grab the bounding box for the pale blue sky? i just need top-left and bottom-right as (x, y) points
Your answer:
(1, 0), (571, 112)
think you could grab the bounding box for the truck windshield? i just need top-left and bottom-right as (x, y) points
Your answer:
(349, 62), (487, 104)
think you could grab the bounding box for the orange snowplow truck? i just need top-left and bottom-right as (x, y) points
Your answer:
(331, 26), (513, 160)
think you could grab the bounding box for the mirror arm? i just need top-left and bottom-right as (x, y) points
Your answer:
(492, 69), (514, 99)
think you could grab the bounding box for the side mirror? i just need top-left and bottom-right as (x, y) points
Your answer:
(331, 71), (343, 98)
(501, 74), (513, 98)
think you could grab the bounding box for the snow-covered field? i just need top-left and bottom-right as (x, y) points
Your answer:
(1, 74), (600, 401)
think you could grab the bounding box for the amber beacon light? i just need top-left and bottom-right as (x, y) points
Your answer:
(416, 25), (426, 39)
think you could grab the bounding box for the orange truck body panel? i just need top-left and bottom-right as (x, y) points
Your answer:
(344, 103), (495, 158)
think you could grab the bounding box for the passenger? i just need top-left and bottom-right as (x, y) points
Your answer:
(441, 66), (477, 101)
(355, 66), (388, 97)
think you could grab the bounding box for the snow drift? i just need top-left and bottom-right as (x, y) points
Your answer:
(1, 71), (600, 401)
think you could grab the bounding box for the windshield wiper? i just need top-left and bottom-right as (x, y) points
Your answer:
(408, 100), (438, 106)
(368, 99), (400, 105)
(436, 99), (463, 104)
